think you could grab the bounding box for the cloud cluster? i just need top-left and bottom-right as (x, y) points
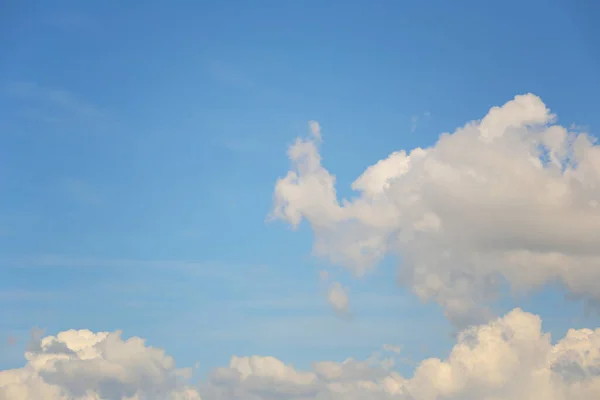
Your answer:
(0, 329), (201, 400)
(2, 309), (600, 399)
(271, 93), (600, 326)
(202, 308), (600, 399)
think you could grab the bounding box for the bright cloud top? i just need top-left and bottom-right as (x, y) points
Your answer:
(4, 309), (599, 399)
(271, 93), (600, 326)
(0, 329), (201, 400)
(202, 308), (600, 399)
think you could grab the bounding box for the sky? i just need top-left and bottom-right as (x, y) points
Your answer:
(1, 0), (600, 399)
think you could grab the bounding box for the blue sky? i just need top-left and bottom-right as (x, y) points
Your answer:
(1, 0), (600, 385)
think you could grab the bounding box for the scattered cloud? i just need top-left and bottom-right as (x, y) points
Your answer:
(382, 344), (402, 354)
(328, 282), (350, 315)
(5, 309), (597, 399)
(309, 120), (322, 141)
(410, 111), (431, 133)
(271, 93), (600, 327)
(410, 115), (419, 133)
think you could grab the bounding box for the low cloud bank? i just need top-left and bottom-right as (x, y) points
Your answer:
(2, 309), (600, 399)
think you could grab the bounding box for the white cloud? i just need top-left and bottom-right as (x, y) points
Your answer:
(200, 308), (600, 399)
(410, 111), (430, 133)
(3, 310), (600, 399)
(410, 115), (419, 133)
(308, 121), (322, 141)
(271, 93), (600, 326)
(381, 344), (402, 354)
(327, 282), (349, 315)
(0, 329), (201, 400)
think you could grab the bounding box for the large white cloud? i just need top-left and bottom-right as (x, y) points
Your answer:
(271, 93), (600, 326)
(201, 308), (600, 399)
(0, 329), (201, 400)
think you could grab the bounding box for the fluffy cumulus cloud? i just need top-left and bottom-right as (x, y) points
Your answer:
(3, 310), (600, 399)
(271, 93), (600, 326)
(200, 308), (600, 399)
(0, 329), (201, 400)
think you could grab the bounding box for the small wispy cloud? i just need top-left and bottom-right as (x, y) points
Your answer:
(409, 110), (431, 133)
(328, 281), (350, 316)
(4, 81), (104, 124)
(382, 344), (402, 354)
(309, 120), (322, 141)
(410, 115), (419, 133)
